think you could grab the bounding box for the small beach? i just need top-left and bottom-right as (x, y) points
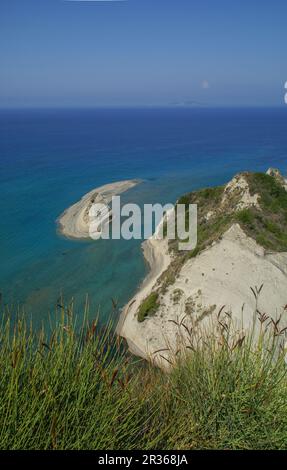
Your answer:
(117, 229), (171, 359)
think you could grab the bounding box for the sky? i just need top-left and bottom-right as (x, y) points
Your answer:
(0, 0), (287, 108)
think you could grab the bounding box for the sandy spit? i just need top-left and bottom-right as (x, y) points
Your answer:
(57, 179), (140, 240)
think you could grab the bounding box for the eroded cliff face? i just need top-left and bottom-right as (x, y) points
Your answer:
(120, 169), (287, 369)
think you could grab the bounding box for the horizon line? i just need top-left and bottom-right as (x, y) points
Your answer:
(0, 104), (285, 111)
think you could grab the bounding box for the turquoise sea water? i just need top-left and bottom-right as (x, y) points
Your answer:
(0, 108), (287, 327)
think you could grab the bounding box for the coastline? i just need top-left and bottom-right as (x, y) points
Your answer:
(57, 179), (140, 240)
(117, 225), (172, 361)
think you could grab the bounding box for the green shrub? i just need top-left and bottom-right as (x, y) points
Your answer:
(236, 208), (254, 226)
(137, 292), (159, 322)
(177, 194), (190, 207)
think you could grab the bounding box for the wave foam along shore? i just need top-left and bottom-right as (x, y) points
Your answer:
(57, 179), (140, 240)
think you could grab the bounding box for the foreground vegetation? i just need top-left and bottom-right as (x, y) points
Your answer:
(1, 302), (287, 450)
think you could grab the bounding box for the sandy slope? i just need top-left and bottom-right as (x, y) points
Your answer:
(119, 223), (287, 368)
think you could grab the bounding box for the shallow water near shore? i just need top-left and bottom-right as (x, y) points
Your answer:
(1, 107), (287, 328)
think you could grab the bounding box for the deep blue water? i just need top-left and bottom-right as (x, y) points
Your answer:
(0, 108), (287, 327)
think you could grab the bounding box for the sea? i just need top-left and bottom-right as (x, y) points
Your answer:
(0, 107), (287, 328)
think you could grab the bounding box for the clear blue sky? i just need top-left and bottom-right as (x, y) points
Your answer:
(0, 0), (286, 107)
